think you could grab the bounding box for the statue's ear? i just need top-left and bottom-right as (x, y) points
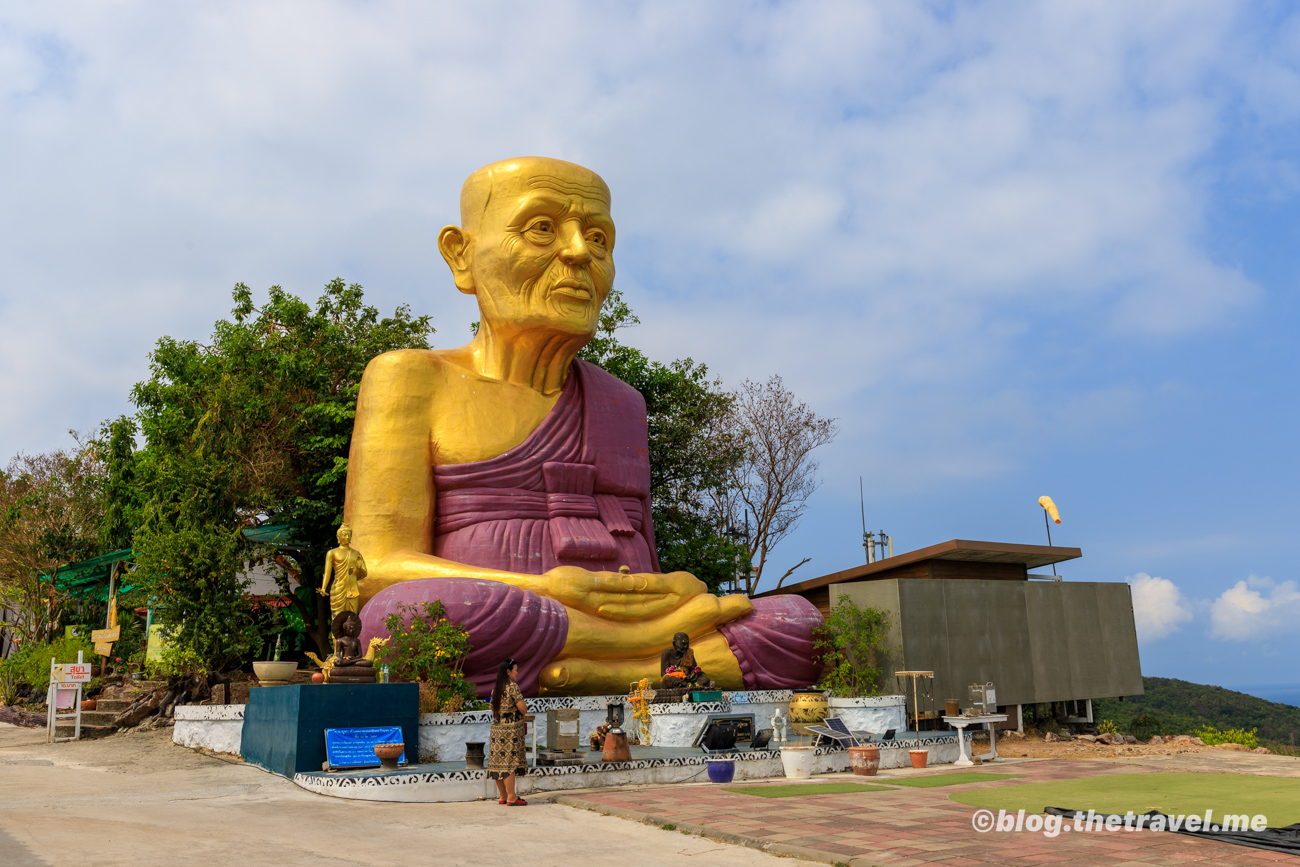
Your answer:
(438, 225), (476, 295)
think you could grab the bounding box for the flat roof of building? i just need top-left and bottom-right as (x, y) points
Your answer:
(753, 539), (1083, 598)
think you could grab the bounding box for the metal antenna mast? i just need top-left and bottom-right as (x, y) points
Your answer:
(860, 477), (872, 564)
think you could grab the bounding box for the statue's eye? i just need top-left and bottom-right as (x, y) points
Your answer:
(526, 220), (555, 242)
(586, 230), (606, 249)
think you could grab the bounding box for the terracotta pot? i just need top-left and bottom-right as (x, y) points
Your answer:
(373, 742), (405, 770)
(848, 744), (880, 776)
(310, 671), (325, 684)
(909, 749), (929, 769)
(81, 699), (97, 711)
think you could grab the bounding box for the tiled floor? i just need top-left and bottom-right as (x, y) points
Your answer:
(568, 758), (1297, 865)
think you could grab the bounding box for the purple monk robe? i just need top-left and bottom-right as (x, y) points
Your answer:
(358, 578), (568, 698)
(431, 360), (659, 576)
(719, 595), (825, 690)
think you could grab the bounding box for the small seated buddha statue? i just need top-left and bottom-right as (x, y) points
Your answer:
(328, 611), (377, 684)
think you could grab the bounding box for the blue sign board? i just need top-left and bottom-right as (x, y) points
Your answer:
(324, 726), (406, 770)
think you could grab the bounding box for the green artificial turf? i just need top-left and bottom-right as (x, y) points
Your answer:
(885, 772), (1021, 788)
(723, 782), (896, 798)
(950, 773), (1300, 824)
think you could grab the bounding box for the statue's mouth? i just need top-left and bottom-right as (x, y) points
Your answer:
(551, 279), (593, 302)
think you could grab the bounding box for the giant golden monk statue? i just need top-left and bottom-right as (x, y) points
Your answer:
(349, 157), (821, 696)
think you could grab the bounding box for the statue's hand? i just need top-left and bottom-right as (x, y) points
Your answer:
(538, 566), (707, 621)
(316, 589), (328, 597)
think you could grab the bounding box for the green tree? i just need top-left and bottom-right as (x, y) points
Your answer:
(131, 280), (432, 668)
(577, 292), (747, 593)
(96, 415), (140, 552)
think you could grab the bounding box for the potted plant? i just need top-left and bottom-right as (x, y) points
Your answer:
(813, 599), (898, 732)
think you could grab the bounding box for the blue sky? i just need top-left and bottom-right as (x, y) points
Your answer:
(1, 2), (1296, 690)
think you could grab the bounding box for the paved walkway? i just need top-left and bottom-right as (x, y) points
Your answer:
(0, 723), (787, 867)
(558, 757), (1299, 865)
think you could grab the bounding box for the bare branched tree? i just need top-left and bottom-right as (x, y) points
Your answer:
(718, 375), (837, 595)
(0, 436), (105, 647)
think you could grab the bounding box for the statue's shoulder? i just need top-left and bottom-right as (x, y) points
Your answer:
(360, 348), (468, 395)
(574, 358), (647, 411)
(362, 347), (440, 378)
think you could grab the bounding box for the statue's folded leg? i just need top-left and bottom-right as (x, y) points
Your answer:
(718, 595), (824, 690)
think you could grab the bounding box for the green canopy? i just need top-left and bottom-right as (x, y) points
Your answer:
(49, 523), (295, 601)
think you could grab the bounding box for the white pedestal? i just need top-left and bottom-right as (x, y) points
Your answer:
(942, 714), (1008, 766)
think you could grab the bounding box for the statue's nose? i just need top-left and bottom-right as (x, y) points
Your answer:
(558, 223), (591, 265)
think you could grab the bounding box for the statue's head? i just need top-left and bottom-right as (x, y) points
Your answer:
(672, 632), (689, 653)
(438, 157), (615, 344)
(332, 610), (362, 639)
(336, 523), (352, 546)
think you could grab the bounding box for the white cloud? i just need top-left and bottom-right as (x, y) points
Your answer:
(1210, 575), (1300, 642)
(0, 1), (1293, 492)
(1128, 572), (1195, 641)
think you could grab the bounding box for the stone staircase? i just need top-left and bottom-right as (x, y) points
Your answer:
(54, 679), (168, 740)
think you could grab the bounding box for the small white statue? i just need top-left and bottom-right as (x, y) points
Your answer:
(772, 711), (787, 744)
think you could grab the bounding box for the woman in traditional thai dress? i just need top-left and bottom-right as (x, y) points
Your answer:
(488, 658), (528, 805)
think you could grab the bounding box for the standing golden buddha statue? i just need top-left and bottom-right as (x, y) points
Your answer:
(319, 523), (368, 621)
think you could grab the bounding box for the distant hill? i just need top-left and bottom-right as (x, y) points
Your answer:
(1092, 677), (1300, 748)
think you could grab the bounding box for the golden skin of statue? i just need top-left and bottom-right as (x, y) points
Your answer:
(344, 157), (752, 694)
(319, 524), (367, 621)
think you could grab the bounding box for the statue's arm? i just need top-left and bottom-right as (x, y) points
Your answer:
(345, 351), (439, 566)
(319, 551), (334, 597)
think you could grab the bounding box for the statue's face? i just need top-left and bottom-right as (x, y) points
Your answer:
(452, 158), (615, 341)
(673, 633), (688, 653)
(337, 527), (351, 546)
(344, 615), (361, 638)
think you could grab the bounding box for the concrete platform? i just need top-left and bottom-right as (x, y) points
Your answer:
(290, 734), (962, 802)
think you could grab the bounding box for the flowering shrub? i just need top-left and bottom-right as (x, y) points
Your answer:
(376, 600), (475, 713)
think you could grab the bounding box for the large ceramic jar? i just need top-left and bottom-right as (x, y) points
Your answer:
(788, 688), (829, 735)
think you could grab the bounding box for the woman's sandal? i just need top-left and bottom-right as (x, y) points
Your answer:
(498, 798), (507, 805)
(507, 798), (528, 806)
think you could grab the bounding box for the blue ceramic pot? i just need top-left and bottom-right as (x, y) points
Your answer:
(706, 758), (736, 784)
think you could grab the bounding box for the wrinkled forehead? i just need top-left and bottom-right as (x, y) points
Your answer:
(460, 157), (611, 231)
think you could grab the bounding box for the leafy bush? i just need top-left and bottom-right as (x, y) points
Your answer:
(813, 598), (892, 698)
(0, 664), (20, 705)
(144, 642), (207, 679)
(0, 635), (96, 689)
(1130, 712), (1162, 740)
(376, 600), (475, 713)
(1098, 719), (1119, 735)
(1197, 725), (1259, 749)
